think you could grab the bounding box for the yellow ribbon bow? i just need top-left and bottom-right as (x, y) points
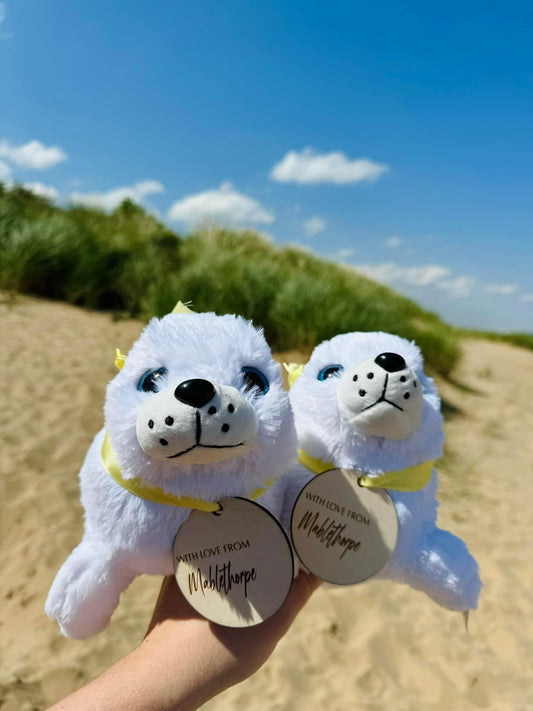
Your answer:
(283, 362), (305, 388)
(115, 300), (195, 371)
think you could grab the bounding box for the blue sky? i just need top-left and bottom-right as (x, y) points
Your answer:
(1, 0), (532, 332)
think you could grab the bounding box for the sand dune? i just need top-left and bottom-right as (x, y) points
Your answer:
(0, 295), (532, 710)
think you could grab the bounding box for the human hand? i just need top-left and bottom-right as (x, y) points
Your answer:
(141, 572), (322, 708)
(49, 572), (321, 711)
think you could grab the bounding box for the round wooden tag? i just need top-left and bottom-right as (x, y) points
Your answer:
(291, 469), (398, 585)
(173, 497), (294, 627)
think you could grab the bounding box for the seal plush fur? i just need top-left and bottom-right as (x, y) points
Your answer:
(45, 311), (297, 639)
(289, 331), (481, 612)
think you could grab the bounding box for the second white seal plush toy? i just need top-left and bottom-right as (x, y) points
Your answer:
(46, 307), (297, 639)
(288, 331), (481, 613)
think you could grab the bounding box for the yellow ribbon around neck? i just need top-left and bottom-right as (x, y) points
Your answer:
(102, 431), (272, 512)
(298, 448), (434, 493)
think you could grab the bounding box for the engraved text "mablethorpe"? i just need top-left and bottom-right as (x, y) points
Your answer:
(298, 510), (361, 560)
(188, 561), (257, 598)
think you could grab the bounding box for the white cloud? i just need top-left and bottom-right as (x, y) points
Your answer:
(436, 275), (476, 298)
(304, 216), (326, 236)
(354, 262), (396, 284)
(334, 247), (356, 261)
(355, 263), (533, 301)
(383, 235), (402, 248)
(270, 147), (389, 185)
(167, 181), (274, 225)
(354, 261), (476, 297)
(485, 283), (519, 295)
(366, 262), (450, 287)
(0, 2), (11, 39)
(70, 180), (164, 211)
(65, 177), (83, 188)
(0, 139), (68, 169)
(23, 182), (59, 201)
(407, 264), (450, 286)
(0, 159), (11, 182)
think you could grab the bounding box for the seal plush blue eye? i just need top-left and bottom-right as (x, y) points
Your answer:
(137, 367), (168, 393)
(241, 366), (269, 395)
(317, 364), (343, 381)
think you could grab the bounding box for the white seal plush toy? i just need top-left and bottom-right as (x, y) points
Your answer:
(287, 331), (481, 613)
(46, 305), (297, 638)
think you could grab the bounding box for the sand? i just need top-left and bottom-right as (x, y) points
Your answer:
(0, 294), (532, 710)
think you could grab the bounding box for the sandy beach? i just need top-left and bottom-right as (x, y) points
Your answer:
(1, 294), (532, 710)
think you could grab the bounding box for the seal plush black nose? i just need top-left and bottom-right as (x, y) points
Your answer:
(174, 379), (216, 407)
(374, 352), (407, 373)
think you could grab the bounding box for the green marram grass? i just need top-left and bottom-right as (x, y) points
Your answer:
(173, 229), (461, 376)
(457, 328), (533, 351)
(1, 183), (528, 377)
